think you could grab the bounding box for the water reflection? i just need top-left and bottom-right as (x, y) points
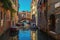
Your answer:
(18, 30), (31, 40)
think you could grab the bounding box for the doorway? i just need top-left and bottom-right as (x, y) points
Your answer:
(49, 14), (56, 32)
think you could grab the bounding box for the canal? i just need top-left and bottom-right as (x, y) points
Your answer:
(18, 30), (31, 40)
(0, 29), (56, 40)
(17, 29), (56, 40)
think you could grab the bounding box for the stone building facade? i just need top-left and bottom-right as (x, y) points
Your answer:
(0, 0), (18, 35)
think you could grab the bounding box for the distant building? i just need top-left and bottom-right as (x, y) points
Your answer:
(18, 11), (31, 22)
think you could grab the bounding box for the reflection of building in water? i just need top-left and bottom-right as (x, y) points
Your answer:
(18, 30), (31, 40)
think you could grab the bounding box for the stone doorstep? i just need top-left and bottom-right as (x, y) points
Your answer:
(49, 31), (57, 34)
(49, 31), (58, 39)
(49, 31), (57, 36)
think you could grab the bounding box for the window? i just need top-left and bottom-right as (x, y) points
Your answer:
(55, 2), (60, 8)
(0, 12), (2, 19)
(0, 11), (3, 27)
(32, 14), (36, 23)
(13, 0), (16, 5)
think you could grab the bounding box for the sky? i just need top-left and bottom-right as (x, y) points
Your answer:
(18, 0), (32, 12)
